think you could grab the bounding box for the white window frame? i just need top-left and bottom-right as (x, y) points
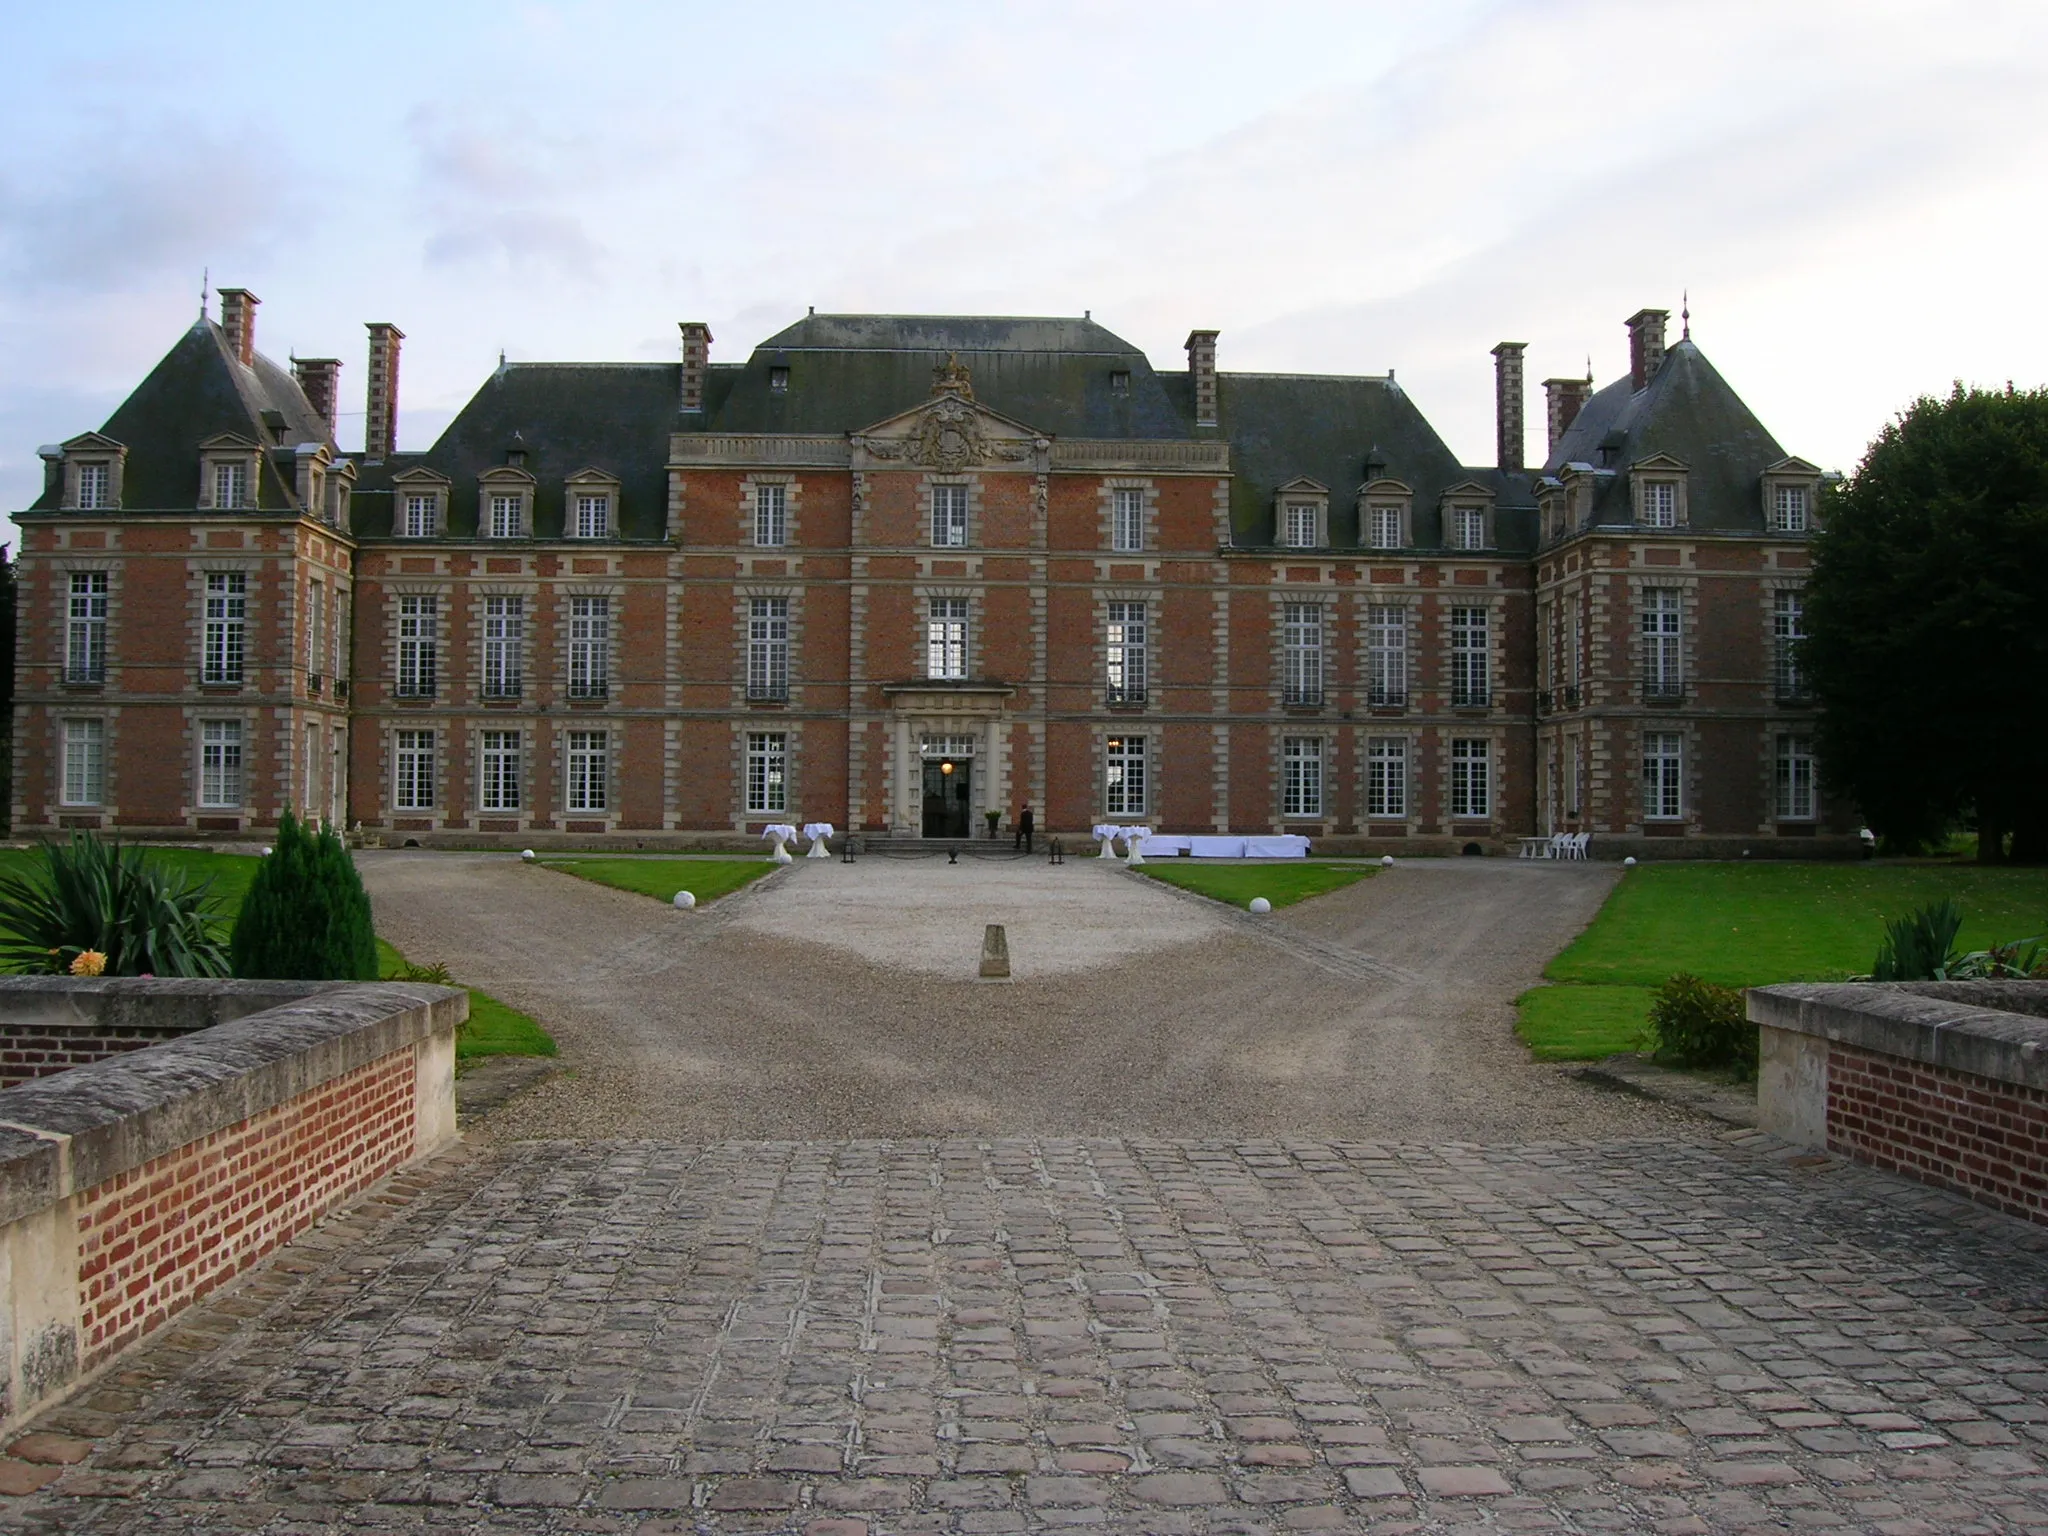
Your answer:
(1281, 736), (1323, 819)
(927, 597), (968, 680)
(1368, 504), (1403, 550)
(214, 460), (250, 511)
(393, 728), (434, 811)
(746, 731), (788, 814)
(1643, 731), (1684, 820)
(568, 596), (610, 699)
(1642, 480), (1677, 529)
(202, 572), (246, 685)
(1774, 589), (1806, 699)
(1281, 602), (1324, 706)
(67, 572), (108, 683)
(566, 730), (609, 812)
(305, 579), (323, 680)
(1282, 501), (1319, 549)
(1449, 607), (1490, 707)
(1367, 737), (1407, 819)
(1452, 505), (1487, 551)
(754, 483), (788, 548)
(400, 493), (438, 538)
(396, 595), (438, 697)
(61, 718), (105, 806)
(1643, 588), (1682, 698)
(1105, 734), (1149, 817)
(1366, 605), (1407, 707)
(1776, 734), (1817, 821)
(480, 729), (522, 812)
(748, 597), (790, 701)
(1111, 488), (1144, 553)
(931, 483), (968, 548)
(488, 493), (524, 539)
(1106, 601), (1147, 705)
(199, 719), (244, 809)
(1449, 738), (1490, 820)
(574, 493), (612, 540)
(1773, 483), (1810, 533)
(482, 595), (523, 699)
(76, 461), (109, 511)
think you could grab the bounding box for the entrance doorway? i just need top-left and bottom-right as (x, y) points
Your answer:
(918, 733), (977, 838)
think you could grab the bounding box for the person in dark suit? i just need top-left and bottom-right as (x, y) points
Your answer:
(1015, 803), (1035, 853)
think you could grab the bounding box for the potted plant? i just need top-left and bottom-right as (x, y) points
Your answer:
(985, 808), (1001, 839)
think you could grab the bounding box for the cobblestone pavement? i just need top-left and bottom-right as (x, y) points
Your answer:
(16, 1129), (2048, 1534)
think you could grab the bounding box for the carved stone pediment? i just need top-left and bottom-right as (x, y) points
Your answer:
(855, 357), (1045, 471)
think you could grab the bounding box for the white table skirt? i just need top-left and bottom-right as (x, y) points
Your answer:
(1139, 835), (1191, 856)
(1188, 836), (1248, 859)
(1244, 835), (1311, 858)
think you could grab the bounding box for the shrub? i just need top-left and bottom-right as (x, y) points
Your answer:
(0, 832), (230, 977)
(1871, 898), (1964, 980)
(1646, 972), (1756, 1075)
(230, 812), (378, 980)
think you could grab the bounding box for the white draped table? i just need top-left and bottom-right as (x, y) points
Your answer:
(801, 822), (835, 857)
(761, 823), (798, 863)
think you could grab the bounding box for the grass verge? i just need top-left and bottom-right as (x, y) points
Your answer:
(1137, 860), (1375, 910)
(538, 857), (774, 906)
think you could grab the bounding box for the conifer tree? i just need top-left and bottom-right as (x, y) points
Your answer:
(230, 812), (379, 979)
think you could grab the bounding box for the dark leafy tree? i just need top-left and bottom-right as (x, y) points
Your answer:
(230, 811), (378, 979)
(1804, 385), (2048, 862)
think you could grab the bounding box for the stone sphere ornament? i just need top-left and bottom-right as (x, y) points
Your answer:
(673, 891), (697, 910)
(1249, 897), (1272, 915)
(1381, 855), (1394, 867)
(1624, 856), (1637, 867)
(261, 846), (272, 856)
(521, 849), (536, 862)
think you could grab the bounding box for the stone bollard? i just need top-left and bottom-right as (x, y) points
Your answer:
(980, 923), (1011, 980)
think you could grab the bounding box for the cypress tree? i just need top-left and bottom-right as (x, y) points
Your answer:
(230, 812), (378, 979)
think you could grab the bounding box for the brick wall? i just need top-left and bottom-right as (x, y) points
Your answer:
(0, 1021), (206, 1088)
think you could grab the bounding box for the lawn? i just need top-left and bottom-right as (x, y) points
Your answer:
(538, 857), (775, 906)
(1519, 862), (2048, 1060)
(1137, 860), (1376, 910)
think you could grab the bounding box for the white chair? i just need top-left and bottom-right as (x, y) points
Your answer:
(1549, 833), (1570, 859)
(1570, 832), (1590, 860)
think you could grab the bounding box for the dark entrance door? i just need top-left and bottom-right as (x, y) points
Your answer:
(921, 758), (973, 838)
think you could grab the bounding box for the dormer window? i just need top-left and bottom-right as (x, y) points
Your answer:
(769, 365), (790, 395)
(1773, 483), (1809, 533)
(1274, 480), (1330, 548)
(1642, 482), (1677, 528)
(1368, 505), (1402, 549)
(401, 493), (439, 537)
(1283, 503), (1318, 547)
(76, 462), (109, 510)
(1452, 506), (1487, 550)
(1110, 369), (1131, 394)
(1631, 456), (1690, 529)
(575, 493), (611, 538)
(489, 492), (525, 538)
(215, 461), (249, 509)
(564, 469), (621, 539)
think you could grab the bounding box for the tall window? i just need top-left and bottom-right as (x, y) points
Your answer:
(1642, 481), (1677, 528)
(1105, 735), (1148, 816)
(393, 729), (434, 810)
(67, 572), (108, 683)
(61, 719), (105, 806)
(76, 462), (109, 510)
(200, 720), (244, 807)
(927, 598), (968, 679)
(1571, 605), (1585, 688)
(1282, 737), (1323, 819)
(1106, 601), (1147, 704)
(1643, 731), (1684, 819)
(1367, 738), (1407, 819)
(1366, 605), (1406, 707)
(1776, 734), (1816, 820)
(566, 730), (608, 811)
(1449, 739), (1490, 820)
(482, 596), (524, 699)
(748, 597), (790, 700)
(1773, 484), (1809, 533)
(306, 580), (324, 681)
(1774, 590), (1806, 699)
(1369, 505), (1402, 550)
(1566, 735), (1582, 817)
(488, 494), (523, 538)
(214, 461), (249, 510)
(1111, 488), (1144, 553)
(396, 595), (438, 696)
(1449, 607), (1489, 707)
(755, 483), (788, 547)
(480, 730), (521, 811)
(1282, 502), (1318, 548)
(568, 597), (610, 698)
(1282, 602), (1323, 706)
(1452, 506), (1486, 550)
(931, 484), (968, 547)
(305, 722), (322, 817)
(1643, 588), (1682, 698)
(746, 731), (787, 814)
(401, 493), (436, 537)
(202, 572), (246, 685)
(574, 493), (611, 539)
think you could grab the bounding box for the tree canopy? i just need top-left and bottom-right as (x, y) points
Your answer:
(1805, 384), (2048, 861)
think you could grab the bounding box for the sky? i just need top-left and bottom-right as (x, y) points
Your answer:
(4, 0), (2045, 551)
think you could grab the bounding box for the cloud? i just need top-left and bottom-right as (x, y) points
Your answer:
(403, 106), (615, 281)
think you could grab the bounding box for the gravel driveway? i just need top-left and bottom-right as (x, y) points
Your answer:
(359, 852), (1685, 1144)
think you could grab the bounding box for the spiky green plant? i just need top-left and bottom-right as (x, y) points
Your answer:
(0, 832), (230, 976)
(1871, 898), (1966, 981)
(229, 811), (377, 980)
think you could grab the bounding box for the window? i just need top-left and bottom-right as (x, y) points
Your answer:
(202, 572), (246, 685)
(488, 493), (524, 539)
(482, 596), (523, 699)
(393, 729), (434, 810)
(305, 722), (321, 817)
(76, 462), (109, 510)
(574, 493), (611, 540)
(1642, 480), (1677, 528)
(927, 597), (968, 680)
(1105, 601), (1147, 705)
(1282, 737), (1323, 819)
(755, 483), (788, 547)
(566, 730), (608, 812)
(1451, 506), (1486, 550)
(1449, 607), (1489, 707)
(568, 596), (610, 698)
(200, 720), (244, 808)
(1282, 502), (1318, 548)
(67, 572), (108, 683)
(748, 597), (790, 701)
(214, 460), (249, 510)
(1450, 738), (1490, 820)
(768, 365), (790, 395)
(931, 483), (968, 547)
(1367, 738), (1407, 819)
(306, 580), (323, 681)
(1773, 484), (1809, 533)
(1110, 369), (1130, 394)
(1776, 734), (1816, 821)
(396, 595), (438, 697)
(480, 730), (521, 811)
(1643, 731), (1684, 820)
(1366, 605), (1407, 707)
(1774, 590), (1806, 699)
(746, 732), (788, 814)
(1112, 488), (1144, 553)
(61, 719), (105, 806)
(401, 493), (437, 537)
(1643, 588), (1682, 698)
(1282, 602), (1323, 706)
(1105, 735), (1148, 816)
(1368, 505), (1402, 550)
(1571, 605), (1585, 687)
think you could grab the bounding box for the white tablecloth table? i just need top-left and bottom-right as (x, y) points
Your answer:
(801, 821), (835, 857)
(1091, 823), (1125, 859)
(1138, 834), (1191, 857)
(1188, 835), (1248, 859)
(1118, 825), (1153, 865)
(761, 823), (798, 863)
(1244, 835), (1311, 858)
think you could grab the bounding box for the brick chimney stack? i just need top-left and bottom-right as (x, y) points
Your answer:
(218, 288), (260, 368)
(1627, 308), (1669, 392)
(678, 322), (712, 414)
(1490, 342), (1526, 473)
(293, 357), (342, 432)
(1544, 377), (1594, 455)
(1185, 329), (1219, 428)
(364, 323), (404, 461)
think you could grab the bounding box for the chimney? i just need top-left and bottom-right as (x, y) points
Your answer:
(293, 357), (342, 432)
(1544, 377), (1594, 454)
(1185, 329), (1219, 428)
(1490, 342), (1526, 473)
(1627, 308), (1669, 392)
(364, 322), (404, 461)
(678, 322), (712, 413)
(218, 288), (260, 368)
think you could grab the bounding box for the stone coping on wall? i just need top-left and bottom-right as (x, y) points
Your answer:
(1748, 980), (2048, 1095)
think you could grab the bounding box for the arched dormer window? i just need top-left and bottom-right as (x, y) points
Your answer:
(1357, 477), (1412, 550)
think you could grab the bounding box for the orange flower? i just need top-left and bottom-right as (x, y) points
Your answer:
(69, 950), (107, 977)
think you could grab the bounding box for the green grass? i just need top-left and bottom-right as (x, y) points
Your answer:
(0, 844), (262, 912)
(1519, 863), (2048, 1061)
(538, 857), (774, 906)
(1136, 860), (1376, 910)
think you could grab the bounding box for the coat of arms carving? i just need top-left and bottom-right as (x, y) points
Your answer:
(860, 353), (1032, 470)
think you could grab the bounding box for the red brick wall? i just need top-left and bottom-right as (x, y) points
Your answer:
(0, 1023), (205, 1088)
(1828, 1041), (2048, 1223)
(71, 1045), (418, 1366)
